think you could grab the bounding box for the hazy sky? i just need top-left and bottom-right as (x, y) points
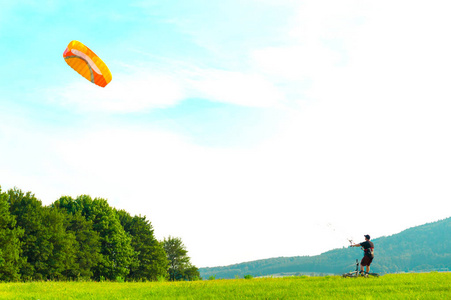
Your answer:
(1, 0), (451, 268)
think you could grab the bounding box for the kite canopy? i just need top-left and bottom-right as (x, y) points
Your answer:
(63, 40), (112, 87)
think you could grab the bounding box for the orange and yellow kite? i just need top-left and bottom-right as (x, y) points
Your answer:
(63, 40), (112, 87)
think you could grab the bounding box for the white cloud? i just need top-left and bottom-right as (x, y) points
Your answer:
(47, 70), (185, 113)
(188, 69), (284, 107)
(251, 45), (340, 83)
(50, 61), (286, 113)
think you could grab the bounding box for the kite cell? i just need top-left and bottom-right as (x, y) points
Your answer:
(63, 40), (112, 87)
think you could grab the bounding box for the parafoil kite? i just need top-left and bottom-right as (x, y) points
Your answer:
(63, 40), (112, 87)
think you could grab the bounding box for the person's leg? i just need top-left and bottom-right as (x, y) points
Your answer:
(360, 257), (368, 274)
(366, 258), (373, 273)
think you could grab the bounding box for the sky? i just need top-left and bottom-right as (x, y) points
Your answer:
(1, 0), (451, 268)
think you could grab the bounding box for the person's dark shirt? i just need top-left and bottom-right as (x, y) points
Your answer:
(360, 241), (374, 257)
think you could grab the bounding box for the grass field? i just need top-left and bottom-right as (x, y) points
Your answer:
(0, 272), (449, 299)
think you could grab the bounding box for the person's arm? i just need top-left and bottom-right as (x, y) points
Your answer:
(350, 243), (361, 247)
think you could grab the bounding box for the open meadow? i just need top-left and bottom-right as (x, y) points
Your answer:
(0, 272), (449, 299)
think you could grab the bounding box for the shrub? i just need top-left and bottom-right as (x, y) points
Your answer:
(116, 276), (124, 283)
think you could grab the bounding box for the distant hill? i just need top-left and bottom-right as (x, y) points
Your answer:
(199, 217), (451, 279)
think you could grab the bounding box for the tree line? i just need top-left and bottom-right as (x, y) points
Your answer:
(0, 186), (200, 282)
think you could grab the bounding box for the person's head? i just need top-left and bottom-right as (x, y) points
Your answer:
(364, 234), (370, 241)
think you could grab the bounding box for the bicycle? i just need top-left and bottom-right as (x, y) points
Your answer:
(342, 259), (380, 278)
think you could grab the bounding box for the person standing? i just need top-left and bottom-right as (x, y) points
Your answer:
(351, 234), (374, 274)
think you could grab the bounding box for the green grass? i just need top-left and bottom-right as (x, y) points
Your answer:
(0, 273), (449, 299)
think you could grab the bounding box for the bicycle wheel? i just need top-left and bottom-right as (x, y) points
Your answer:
(342, 272), (357, 278)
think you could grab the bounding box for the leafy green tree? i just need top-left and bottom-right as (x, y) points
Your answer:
(54, 195), (135, 280)
(116, 210), (168, 281)
(0, 187), (24, 281)
(67, 212), (102, 279)
(41, 206), (78, 279)
(163, 236), (199, 281)
(182, 263), (201, 281)
(53, 196), (102, 279)
(8, 188), (47, 280)
(7, 188), (77, 280)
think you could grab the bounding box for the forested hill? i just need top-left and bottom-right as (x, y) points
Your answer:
(199, 217), (451, 279)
